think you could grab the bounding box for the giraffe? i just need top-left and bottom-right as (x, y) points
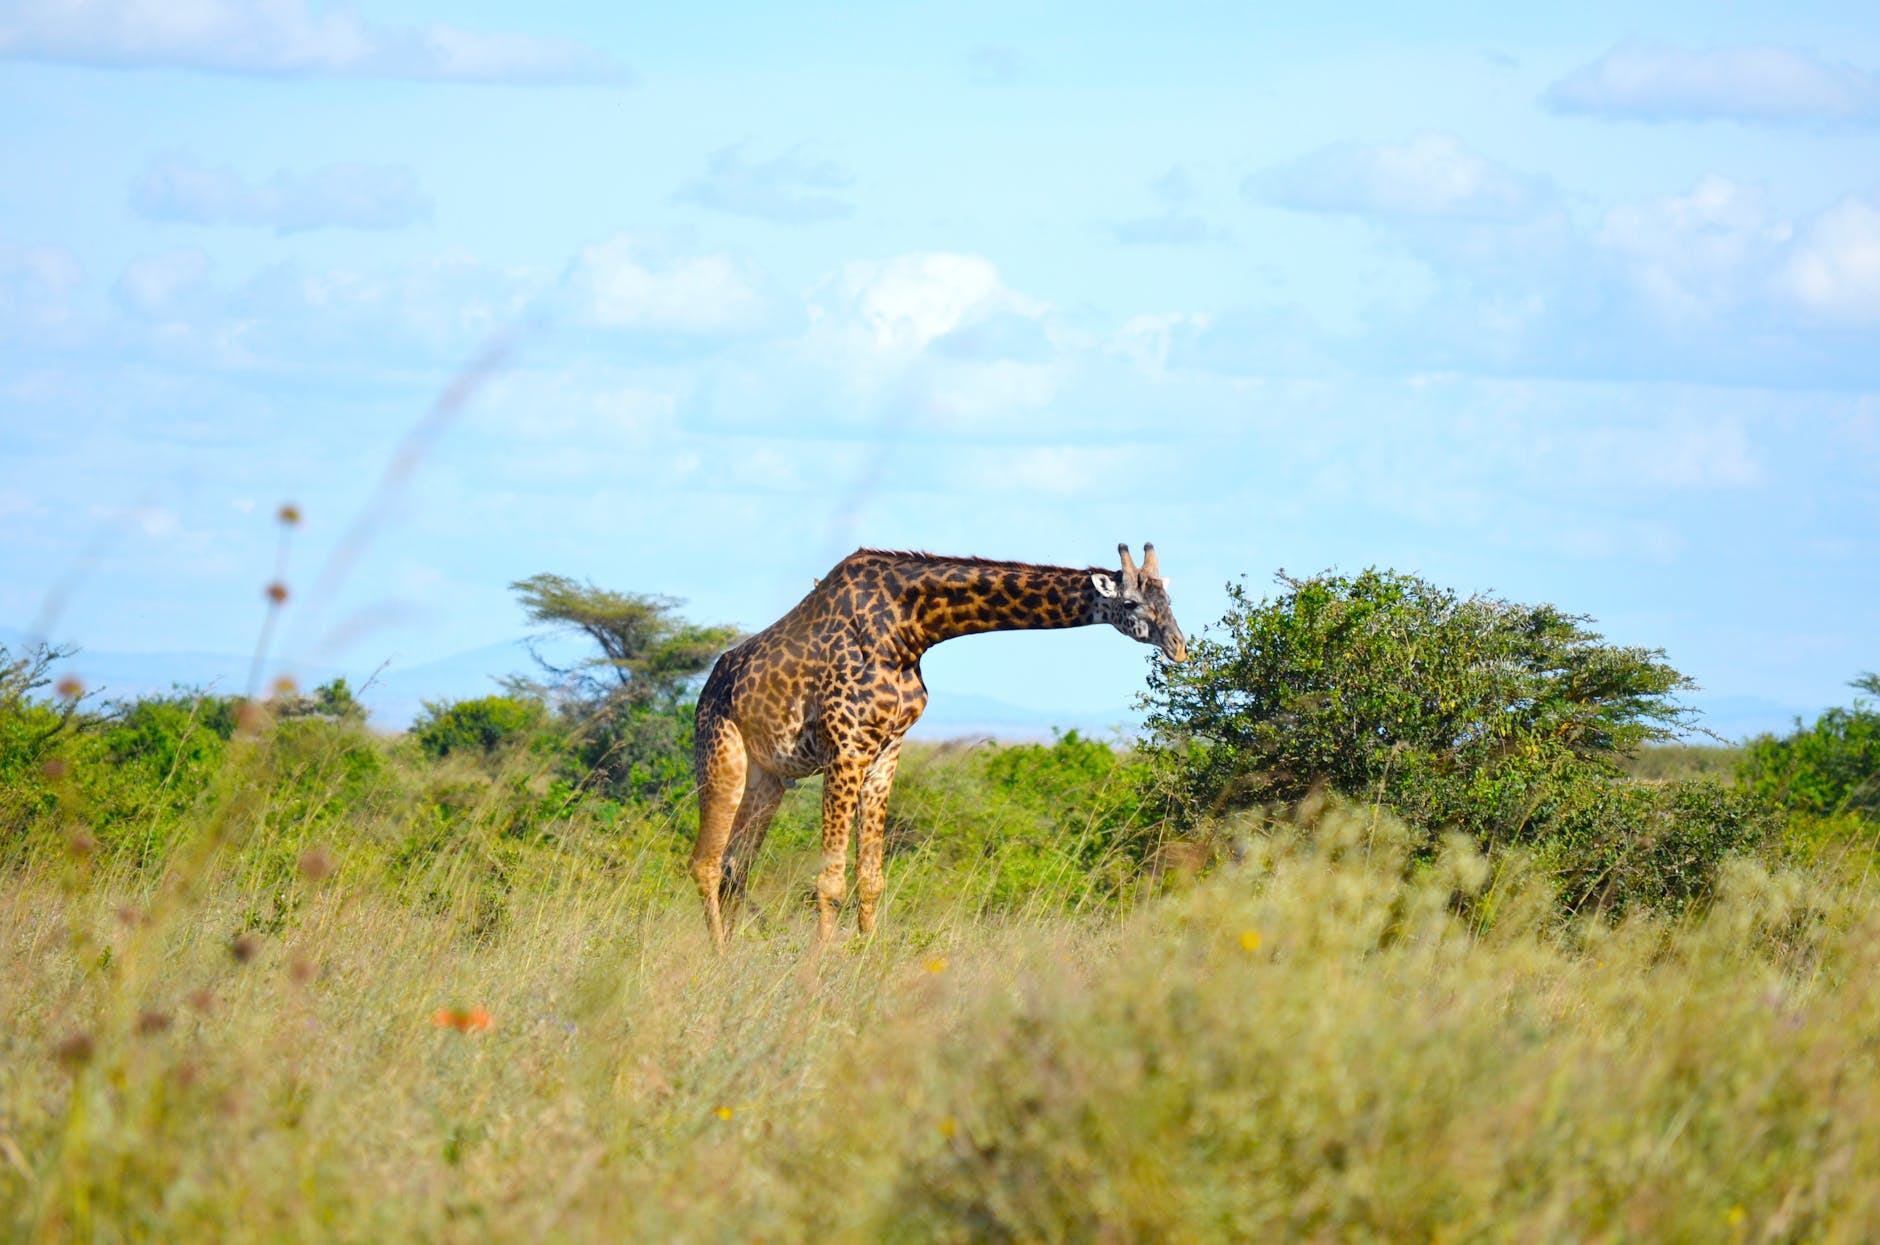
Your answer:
(688, 542), (1187, 948)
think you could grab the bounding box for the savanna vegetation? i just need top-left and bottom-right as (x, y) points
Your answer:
(3, 567), (1878, 1243)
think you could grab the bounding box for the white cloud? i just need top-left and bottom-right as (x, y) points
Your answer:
(569, 235), (775, 336)
(811, 252), (1045, 353)
(0, 0), (626, 83)
(1110, 312), (1213, 374)
(1777, 195), (1880, 324)
(0, 236), (83, 329)
(97, 250), (549, 364)
(674, 143), (854, 225)
(1575, 417), (1763, 489)
(114, 247), (211, 317)
(1247, 133), (1552, 221)
(799, 252), (1066, 425)
(950, 445), (1154, 497)
(1112, 165), (1229, 246)
(1545, 44), (1880, 126)
(131, 155), (431, 233)
(1596, 176), (1788, 322)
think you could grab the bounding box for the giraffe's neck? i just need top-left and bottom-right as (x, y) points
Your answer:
(887, 559), (1100, 656)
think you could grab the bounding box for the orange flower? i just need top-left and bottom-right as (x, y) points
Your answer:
(432, 1006), (494, 1033)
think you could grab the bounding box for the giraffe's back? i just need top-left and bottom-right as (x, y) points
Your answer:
(696, 557), (926, 779)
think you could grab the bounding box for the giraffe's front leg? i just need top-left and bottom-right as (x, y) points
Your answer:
(817, 756), (866, 945)
(855, 739), (904, 936)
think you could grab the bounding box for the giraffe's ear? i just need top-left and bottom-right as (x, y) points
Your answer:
(1091, 572), (1120, 597)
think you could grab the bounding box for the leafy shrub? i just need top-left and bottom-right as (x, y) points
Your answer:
(1738, 674), (1880, 819)
(105, 691), (241, 769)
(843, 733), (1173, 915)
(274, 676), (369, 722)
(1142, 569), (1770, 913)
(1540, 778), (1779, 915)
(412, 695), (546, 759)
(564, 699), (699, 803)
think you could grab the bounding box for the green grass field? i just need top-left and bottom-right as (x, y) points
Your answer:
(5, 717), (1880, 1244)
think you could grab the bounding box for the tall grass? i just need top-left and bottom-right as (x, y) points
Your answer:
(5, 716), (1878, 1243)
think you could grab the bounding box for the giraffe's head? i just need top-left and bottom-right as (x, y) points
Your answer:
(1092, 542), (1188, 662)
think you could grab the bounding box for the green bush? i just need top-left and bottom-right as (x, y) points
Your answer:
(1540, 778), (1779, 915)
(1142, 569), (1770, 914)
(412, 695), (546, 759)
(565, 698), (699, 803)
(1738, 674), (1880, 819)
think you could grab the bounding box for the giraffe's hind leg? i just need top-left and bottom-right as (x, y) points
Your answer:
(855, 739), (904, 936)
(720, 765), (786, 937)
(690, 713), (748, 951)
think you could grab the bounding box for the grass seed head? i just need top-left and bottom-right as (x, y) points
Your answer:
(54, 1031), (95, 1068)
(235, 701), (270, 737)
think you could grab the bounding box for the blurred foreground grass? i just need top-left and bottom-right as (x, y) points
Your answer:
(5, 732), (1879, 1243)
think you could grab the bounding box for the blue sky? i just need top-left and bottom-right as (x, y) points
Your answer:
(2, 0), (1877, 735)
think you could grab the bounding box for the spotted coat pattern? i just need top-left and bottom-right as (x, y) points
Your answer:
(688, 544), (1186, 947)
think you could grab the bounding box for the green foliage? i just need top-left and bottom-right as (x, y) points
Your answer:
(1738, 673), (1880, 819)
(275, 676), (369, 722)
(843, 733), (1172, 915)
(509, 573), (739, 709)
(412, 695), (546, 759)
(567, 699), (699, 802)
(1142, 569), (1766, 913)
(1144, 569), (1697, 813)
(509, 573), (740, 801)
(1621, 742), (1745, 783)
(1539, 777), (1778, 915)
(0, 641), (85, 784)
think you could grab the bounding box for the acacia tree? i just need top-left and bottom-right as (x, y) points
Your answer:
(511, 574), (739, 709)
(1142, 569), (1770, 913)
(510, 574), (740, 798)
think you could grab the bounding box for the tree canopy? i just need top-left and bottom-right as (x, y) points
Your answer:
(509, 574), (740, 710)
(1141, 569), (1769, 913)
(506, 573), (740, 801)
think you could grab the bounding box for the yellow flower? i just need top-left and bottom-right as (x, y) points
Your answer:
(1726, 1206), (1746, 1227)
(714, 1106), (734, 1121)
(938, 1116), (958, 1138)
(1239, 930), (1262, 953)
(925, 958), (947, 974)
